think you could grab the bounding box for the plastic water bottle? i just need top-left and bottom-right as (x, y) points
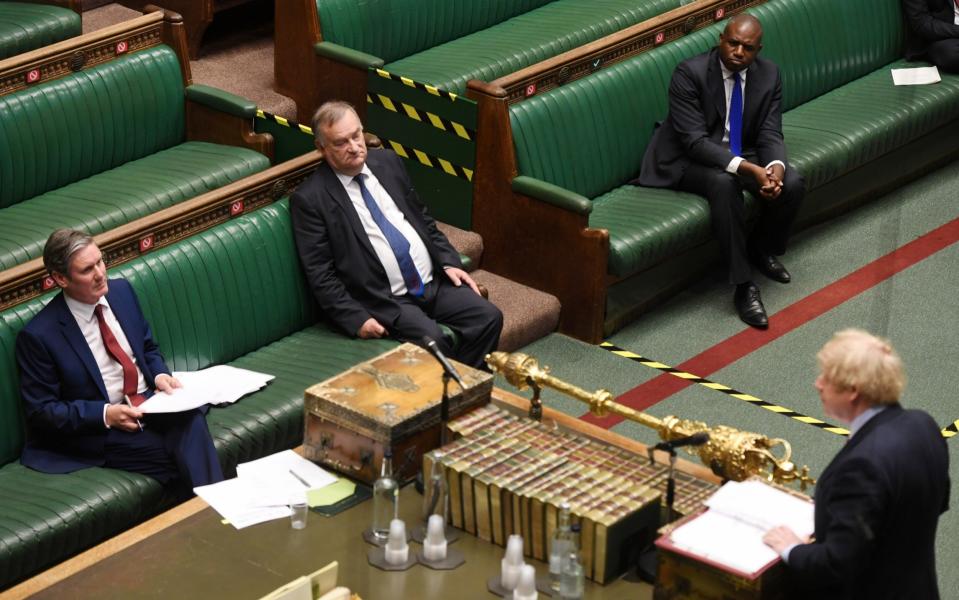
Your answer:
(549, 502), (573, 590)
(372, 450), (398, 542)
(559, 523), (584, 599)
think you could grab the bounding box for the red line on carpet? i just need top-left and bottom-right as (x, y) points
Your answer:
(582, 216), (959, 429)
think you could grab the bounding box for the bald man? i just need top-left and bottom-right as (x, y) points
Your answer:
(639, 15), (805, 329)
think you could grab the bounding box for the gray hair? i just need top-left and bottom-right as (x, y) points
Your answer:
(310, 100), (359, 147)
(43, 228), (94, 277)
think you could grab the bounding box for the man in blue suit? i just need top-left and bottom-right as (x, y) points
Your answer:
(16, 229), (223, 490)
(764, 329), (950, 599)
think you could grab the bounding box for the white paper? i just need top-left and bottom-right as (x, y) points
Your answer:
(237, 449), (338, 494)
(667, 480), (814, 575)
(194, 477), (291, 530)
(138, 365), (274, 413)
(891, 66), (941, 86)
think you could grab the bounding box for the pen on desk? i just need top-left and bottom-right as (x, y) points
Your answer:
(289, 469), (311, 488)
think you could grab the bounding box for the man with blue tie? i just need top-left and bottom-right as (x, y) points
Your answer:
(290, 101), (502, 368)
(16, 229), (223, 492)
(638, 14), (805, 328)
(902, 0), (959, 73)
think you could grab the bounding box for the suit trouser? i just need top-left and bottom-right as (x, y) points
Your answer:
(927, 39), (959, 73)
(103, 407), (223, 489)
(679, 160), (805, 285)
(391, 277), (503, 369)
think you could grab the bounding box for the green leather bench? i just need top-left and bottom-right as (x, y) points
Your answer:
(472, 0), (959, 342)
(0, 199), (399, 589)
(0, 1), (80, 60)
(275, 0), (681, 122)
(0, 10), (273, 272)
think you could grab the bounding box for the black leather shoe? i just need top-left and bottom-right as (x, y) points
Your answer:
(752, 253), (791, 283)
(734, 283), (768, 329)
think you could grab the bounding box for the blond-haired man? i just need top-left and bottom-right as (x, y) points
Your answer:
(764, 329), (949, 599)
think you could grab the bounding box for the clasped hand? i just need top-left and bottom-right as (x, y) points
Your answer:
(748, 162), (784, 200)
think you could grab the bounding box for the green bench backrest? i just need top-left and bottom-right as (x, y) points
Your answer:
(0, 200), (317, 466)
(510, 0), (904, 199)
(0, 2), (82, 60)
(0, 45), (186, 209)
(317, 0), (557, 63)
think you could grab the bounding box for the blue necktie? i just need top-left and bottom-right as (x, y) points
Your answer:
(729, 71), (743, 157)
(354, 174), (425, 296)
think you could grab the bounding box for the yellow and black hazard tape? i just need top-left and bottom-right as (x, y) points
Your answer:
(367, 93), (474, 141)
(374, 69), (460, 102)
(255, 110), (473, 182)
(598, 342), (851, 437)
(943, 420), (958, 439)
(255, 109), (313, 135)
(381, 137), (473, 182)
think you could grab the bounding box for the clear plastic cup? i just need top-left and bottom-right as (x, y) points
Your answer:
(290, 493), (308, 530)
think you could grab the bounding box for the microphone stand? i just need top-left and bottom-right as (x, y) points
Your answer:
(440, 370), (452, 447)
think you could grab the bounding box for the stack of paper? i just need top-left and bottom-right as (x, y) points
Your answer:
(194, 450), (338, 529)
(139, 365), (274, 413)
(667, 480), (814, 575)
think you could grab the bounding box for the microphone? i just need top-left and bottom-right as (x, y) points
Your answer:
(652, 432), (710, 453)
(421, 336), (466, 389)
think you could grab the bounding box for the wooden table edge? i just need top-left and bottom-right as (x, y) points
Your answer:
(4, 387), (719, 598)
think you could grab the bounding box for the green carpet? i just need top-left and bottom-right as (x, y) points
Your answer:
(510, 158), (959, 598)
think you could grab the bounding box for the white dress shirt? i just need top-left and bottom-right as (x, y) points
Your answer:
(64, 294), (147, 427)
(954, 0), (959, 25)
(334, 166), (434, 296)
(719, 58), (786, 176)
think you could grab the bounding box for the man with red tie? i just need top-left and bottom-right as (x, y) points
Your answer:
(903, 0), (959, 73)
(16, 229), (223, 491)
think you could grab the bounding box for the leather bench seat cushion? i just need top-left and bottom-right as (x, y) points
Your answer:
(783, 59), (959, 190)
(317, 0), (557, 64)
(0, 462), (168, 587)
(210, 325), (397, 469)
(0, 200), (398, 587)
(0, 2), (81, 60)
(0, 142), (270, 270)
(590, 186), (711, 279)
(384, 0), (679, 93)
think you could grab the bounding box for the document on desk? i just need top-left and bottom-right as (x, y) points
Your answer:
(891, 66), (941, 85)
(237, 450), (339, 497)
(194, 478), (292, 529)
(194, 452), (337, 529)
(667, 480), (814, 576)
(138, 365), (274, 413)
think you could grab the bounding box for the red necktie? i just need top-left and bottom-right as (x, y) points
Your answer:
(94, 305), (146, 407)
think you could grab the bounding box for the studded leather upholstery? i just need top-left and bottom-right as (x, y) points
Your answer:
(0, 200), (397, 587)
(510, 0), (957, 278)
(0, 2), (80, 60)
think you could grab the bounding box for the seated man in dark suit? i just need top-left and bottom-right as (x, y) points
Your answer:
(903, 0), (959, 73)
(16, 229), (223, 492)
(290, 100), (503, 369)
(764, 329), (950, 599)
(638, 14), (804, 328)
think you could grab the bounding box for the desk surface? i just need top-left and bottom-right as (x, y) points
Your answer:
(28, 485), (652, 600)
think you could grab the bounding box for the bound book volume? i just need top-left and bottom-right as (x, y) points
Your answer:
(428, 405), (721, 584)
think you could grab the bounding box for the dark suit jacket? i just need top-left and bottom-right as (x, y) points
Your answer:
(16, 278), (170, 473)
(639, 47), (787, 188)
(290, 149), (463, 336)
(903, 0), (959, 60)
(787, 405), (950, 599)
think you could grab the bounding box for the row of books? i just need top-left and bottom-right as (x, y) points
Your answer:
(426, 405), (718, 584)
